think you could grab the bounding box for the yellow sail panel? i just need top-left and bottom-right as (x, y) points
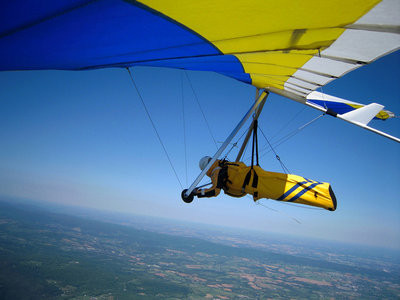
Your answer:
(249, 75), (289, 90)
(139, 0), (380, 90)
(213, 28), (344, 54)
(239, 64), (294, 78)
(236, 50), (316, 69)
(139, 0), (379, 42)
(236, 50), (318, 84)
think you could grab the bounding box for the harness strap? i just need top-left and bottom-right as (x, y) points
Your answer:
(242, 170), (252, 191)
(216, 166), (230, 189)
(252, 170), (259, 188)
(219, 159), (239, 168)
(242, 169), (259, 191)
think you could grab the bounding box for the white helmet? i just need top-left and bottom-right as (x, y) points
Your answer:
(199, 156), (212, 171)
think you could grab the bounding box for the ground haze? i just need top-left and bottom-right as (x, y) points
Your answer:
(0, 199), (399, 299)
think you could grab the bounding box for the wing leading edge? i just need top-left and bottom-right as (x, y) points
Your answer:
(0, 0), (398, 140)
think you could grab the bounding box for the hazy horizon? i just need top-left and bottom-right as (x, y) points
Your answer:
(2, 194), (399, 253)
(1, 52), (399, 251)
(1, 198), (398, 299)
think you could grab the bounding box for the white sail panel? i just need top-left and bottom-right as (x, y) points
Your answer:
(354, 0), (400, 27)
(284, 0), (400, 96)
(285, 77), (320, 91)
(321, 30), (400, 63)
(300, 57), (358, 78)
(288, 70), (335, 87)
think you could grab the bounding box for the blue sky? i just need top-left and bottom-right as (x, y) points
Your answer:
(0, 51), (399, 249)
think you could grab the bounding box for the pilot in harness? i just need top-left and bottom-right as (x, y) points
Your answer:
(186, 120), (337, 211)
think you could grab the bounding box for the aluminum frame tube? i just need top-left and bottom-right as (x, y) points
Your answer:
(235, 90), (269, 161)
(184, 90), (269, 197)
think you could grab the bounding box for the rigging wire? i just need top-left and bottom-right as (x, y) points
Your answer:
(258, 127), (291, 174)
(270, 106), (307, 141)
(272, 113), (325, 148)
(258, 113), (325, 161)
(126, 67), (183, 189)
(250, 196), (301, 224)
(241, 136), (250, 162)
(223, 125), (251, 160)
(278, 201), (325, 210)
(184, 71), (218, 150)
(181, 71), (188, 186)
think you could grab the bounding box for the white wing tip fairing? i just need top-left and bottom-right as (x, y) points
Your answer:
(304, 91), (399, 143)
(306, 91), (396, 121)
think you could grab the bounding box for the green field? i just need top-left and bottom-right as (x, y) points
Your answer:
(0, 201), (399, 299)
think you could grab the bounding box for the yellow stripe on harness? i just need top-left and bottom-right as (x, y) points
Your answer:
(223, 163), (336, 211)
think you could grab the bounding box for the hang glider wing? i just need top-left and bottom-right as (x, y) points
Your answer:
(306, 91), (394, 120)
(1, 0), (399, 140)
(306, 91), (399, 142)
